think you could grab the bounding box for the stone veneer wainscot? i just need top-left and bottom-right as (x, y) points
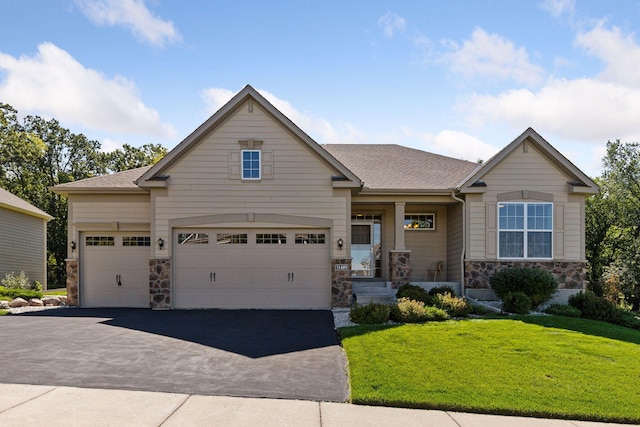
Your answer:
(389, 251), (411, 289)
(465, 261), (588, 289)
(65, 259), (78, 306)
(331, 258), (352, 307)
(149, 258), (171, 309)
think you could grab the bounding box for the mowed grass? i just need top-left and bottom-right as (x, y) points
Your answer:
(339, 316), (640, 423)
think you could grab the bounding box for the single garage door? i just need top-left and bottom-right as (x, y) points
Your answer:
(80, 232), (150, 307)
(174, 229), (330, 309)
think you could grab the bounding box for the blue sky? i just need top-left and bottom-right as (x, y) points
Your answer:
(1, 1), (639, 177)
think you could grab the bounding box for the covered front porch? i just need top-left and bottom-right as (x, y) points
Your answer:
(347, 197), (464, 304)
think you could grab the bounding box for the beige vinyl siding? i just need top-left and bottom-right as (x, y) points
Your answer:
(446, 203), (463, 282)
(153, 100), (349, 256)
(468, 198), (486, 259)
(0, 208), (47, 286)
(466, 141), (586, 261)
(406, 206), (447, 282)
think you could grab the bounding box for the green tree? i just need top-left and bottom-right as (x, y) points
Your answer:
(0, 103), (165, 288)
(587, 140), (640, 309)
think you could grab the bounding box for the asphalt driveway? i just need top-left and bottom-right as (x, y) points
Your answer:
(0, 309), (349, 402)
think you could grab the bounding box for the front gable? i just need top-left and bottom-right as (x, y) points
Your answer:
(137, 85), (361, 189)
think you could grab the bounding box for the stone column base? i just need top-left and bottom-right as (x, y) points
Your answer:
(331, 258), (352, 307)
(65, 259), (78, 306)
(390, 251), (411, 289)
(149, 258), (171, 309)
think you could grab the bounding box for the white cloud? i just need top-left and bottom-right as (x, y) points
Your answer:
(539, 0), (575, 18)
(576, 23), (640, 87)
(74, 0), (181, 47)
(201, 87), (366, 145)
(0, 43), (176, 139)
(460, 24), (640, 146)
(442, 28), (545, 85)
(378, 12), (406, 38)
(101, 138), (124, 152)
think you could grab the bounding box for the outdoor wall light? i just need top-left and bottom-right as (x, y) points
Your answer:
(337, 238), (343, 250)
(71, 241), (76, 251)
(158, 238), (164, 249)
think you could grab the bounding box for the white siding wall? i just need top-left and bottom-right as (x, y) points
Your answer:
(0, 208), (47, 286)
(153, 101), (349, 257)
(466, 141), (586, 261)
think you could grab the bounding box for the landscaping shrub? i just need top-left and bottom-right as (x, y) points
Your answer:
(428, 285), (456, 297)
(1, 271), (33, 290)
(501, 292), (531, 314)
(349, 303), (390, 324)
(434, 292), (471, 317)
(491, 267), (558, 309)
(390, 298), (448, 323)
(544, 304), (582, 318)
(569, 291), (624, 324)
(0, 286), (43, 301)
(395, 284), (431, 304)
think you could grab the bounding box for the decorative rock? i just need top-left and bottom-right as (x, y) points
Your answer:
(10, 298), (29, 308)
(29, 298), (44, 306)
(0, 300), (9, 309)
(42, 296), (61, 306)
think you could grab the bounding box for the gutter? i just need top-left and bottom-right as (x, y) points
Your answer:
(450, 191), (466, 298)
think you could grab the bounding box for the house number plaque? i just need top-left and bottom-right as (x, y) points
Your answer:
(335, 264), (349, 271)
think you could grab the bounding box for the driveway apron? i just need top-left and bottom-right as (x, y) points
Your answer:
(0, 309), (349, 402)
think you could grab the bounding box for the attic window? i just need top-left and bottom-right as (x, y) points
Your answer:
(242, 150), (261, 180)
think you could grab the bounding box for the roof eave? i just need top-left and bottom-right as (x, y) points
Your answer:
(0, 203), (53, 221)
(358, 187), (455, 196)
(50, 187), (149, 196)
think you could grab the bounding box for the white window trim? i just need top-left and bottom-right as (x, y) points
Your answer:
(403, 213), (436, 231)
(241, 149), (261, 180)
(497, 202), (553, 260)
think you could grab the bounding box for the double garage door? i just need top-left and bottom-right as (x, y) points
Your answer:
(80, 229), (330, 309)
(173, 228), (330, 309)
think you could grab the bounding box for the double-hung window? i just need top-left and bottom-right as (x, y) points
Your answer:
(242, 150), (261, 180)
(498, 202), (552, 259)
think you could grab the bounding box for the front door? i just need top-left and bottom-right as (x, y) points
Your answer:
(351, 223), (374, 278)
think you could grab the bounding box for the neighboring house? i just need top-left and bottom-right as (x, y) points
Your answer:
(51, 85), (599, 309)
(0, 188), (53, 288)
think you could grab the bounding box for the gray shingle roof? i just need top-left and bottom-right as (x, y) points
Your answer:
(52, 145), (482, 194)
(52, 166), (151, 192)
(322, 144), (481, 191)
(0, 187), (52, 220)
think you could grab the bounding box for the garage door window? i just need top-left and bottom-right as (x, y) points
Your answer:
(86, 236), (114, 246)
(256, 233), (286, 244)
(123, 236), (151, 246)
(217, 233), (248, 244)
(295, 233), (325, 244)
(178, 233), (209, 244)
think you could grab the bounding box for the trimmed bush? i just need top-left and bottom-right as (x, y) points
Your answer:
(568, 291), (623, 324)
(396, 284), (431, 305)
(423, 305), (450, 321)
(0, 286), (43, 301)
(390, 298), (449, 323)
(544, 304), (582, 318)
(502, 292), (531, 314)
(428, 285), (456, 297)
(491, 267), (558, 309)
(434, 292), (472, 317)
(349, 303), (391, 324)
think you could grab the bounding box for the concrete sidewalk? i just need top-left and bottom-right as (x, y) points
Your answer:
(0, 384), (634, 427)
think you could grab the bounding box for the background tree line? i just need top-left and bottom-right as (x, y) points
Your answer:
(0, 103), (166, 288)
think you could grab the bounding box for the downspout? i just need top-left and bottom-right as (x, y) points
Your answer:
(450, 191), (466, 298)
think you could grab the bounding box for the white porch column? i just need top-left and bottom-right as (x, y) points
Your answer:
(394, 202), (406, 250)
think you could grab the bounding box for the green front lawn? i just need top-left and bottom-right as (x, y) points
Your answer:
(339, 316), (640, 423)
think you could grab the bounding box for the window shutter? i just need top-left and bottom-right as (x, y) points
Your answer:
(485, 202), (497, 258)
(229, 151), (241, 179)
(554, 204), (565, 258)
(262, 150), (273, 179)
